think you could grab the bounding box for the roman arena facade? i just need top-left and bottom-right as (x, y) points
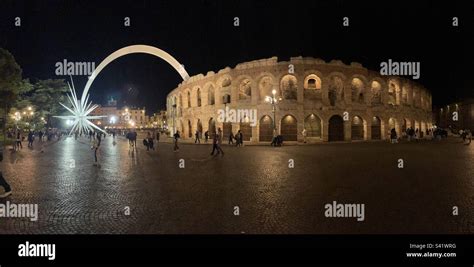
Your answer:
(166, 57), (432, 142)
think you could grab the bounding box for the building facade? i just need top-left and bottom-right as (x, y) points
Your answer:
(434, 99), (474, 131)
(91, 105), (150, 129)
(167, 57), (433, 142)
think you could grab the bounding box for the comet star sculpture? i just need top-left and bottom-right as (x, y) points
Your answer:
(54, 77), (106, 135)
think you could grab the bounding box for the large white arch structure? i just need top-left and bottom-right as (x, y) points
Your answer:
(56, 44), (190, 135)
(81, 44), (190, 104)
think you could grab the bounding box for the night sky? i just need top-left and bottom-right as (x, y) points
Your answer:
(1, 0), (473, 112)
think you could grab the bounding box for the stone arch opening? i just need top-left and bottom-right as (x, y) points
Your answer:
(197, 119), (203, 135)
(239, 117), (252, 141)
(371, 116), (382, 140)
(207, 85), (215, 105)
(197, 88), (202, 107)
(371, 81), (382, 105)
(281, 114), (297, 141)
(329, 76), (344, 106)
(259, 115), (273, 141)
(187, 90), (191, 108)
(208, 118), (216, 138)
(351, 78), (365, 104)
(188, 120), (192, 138)
(328, 115), (344, 141)
(280, 75), (298, 100)
(304, 74), (322, 90)
(304, 114), (322, 137)
(351, 115), (365, 140)
(223, 122), (232, 140)
(258, 76), (274, 102)
(238, 78), (252, 100)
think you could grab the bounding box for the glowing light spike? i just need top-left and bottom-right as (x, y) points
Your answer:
(54, 77), (106, 135)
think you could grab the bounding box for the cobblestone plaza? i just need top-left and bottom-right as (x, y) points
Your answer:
(0, 136), (472, 234)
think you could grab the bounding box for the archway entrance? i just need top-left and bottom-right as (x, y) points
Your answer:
(197, 119), (203, 135)
(351, 116), (364, 140)
(223, 122), (232, 140)
(239, 122), (252, 141)
(188, 120), (192, 138)
(281, 115), (297, 141)
(304, 114), (321, 137)
(259, 115), (273, 141)
(371, 116), (381, 140)
(328, 115), (344, 141)
(208, 118), (216, 139)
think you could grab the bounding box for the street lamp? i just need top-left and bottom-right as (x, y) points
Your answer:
(172, 104), (177, 135)
(265, 89), (281, 132)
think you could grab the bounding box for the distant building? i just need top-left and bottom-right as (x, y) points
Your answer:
(434, 98), (474, 131)
(119, 106), (149, 128)
(90, 103), (152, 129)
(149, 110), (168, 130)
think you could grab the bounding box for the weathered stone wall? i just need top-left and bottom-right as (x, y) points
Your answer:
(166, 56), (433, 142)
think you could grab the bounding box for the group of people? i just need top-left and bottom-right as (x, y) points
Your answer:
(193, 130), (244, 147)
(143, 131), (160, 151)
(227, 130), (244, 147)
(9, 128), (63, 151)
(459, 129), (472, 145)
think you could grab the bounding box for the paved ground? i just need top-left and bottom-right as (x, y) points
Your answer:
(0, 135), (473, 234)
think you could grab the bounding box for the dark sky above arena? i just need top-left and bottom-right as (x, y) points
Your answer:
(1, 0), (473, 112)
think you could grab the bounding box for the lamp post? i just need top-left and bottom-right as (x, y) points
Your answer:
(265, 89), (281, 133)
(172, 104), (177, 135)
(13, 112), (21, 149)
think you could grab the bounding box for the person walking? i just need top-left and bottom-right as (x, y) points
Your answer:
(0, 148), (12, 198)
(211, 128), (224, 156)
(132, 130), (138, 147)
(156, 131), (160, 145)
(38, 130), (44, 142)
(92, 133), (102, 166)
(15, 130), (22, 151)
(228, 132), (234, 145)
(390, 128), (398, 144)
(236, 130), (243, 147)
(27, 131), (34, 148)
(146, 132), (154, 151)
(204, 130), (209, 143)
(302, 128), (307, 143)
(195, 130), (201, 144)
(173, 130), (180, 152)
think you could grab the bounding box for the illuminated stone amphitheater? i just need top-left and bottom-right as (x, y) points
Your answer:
(166, 57), (433, 142)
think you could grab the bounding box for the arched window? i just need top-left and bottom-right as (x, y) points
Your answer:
(304, 74), (322, 90)
(280, 75), (298, 100)
(197, 88), (201, 107)
(208, 85), (215, 105)
(329, 76), (344, 106)
(351, 78), (365, 103)
(259, 76), (273, 101)
(239, 79), (252, 100)
(371, 81), (382, 105)
(187, 91), (191, 107)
